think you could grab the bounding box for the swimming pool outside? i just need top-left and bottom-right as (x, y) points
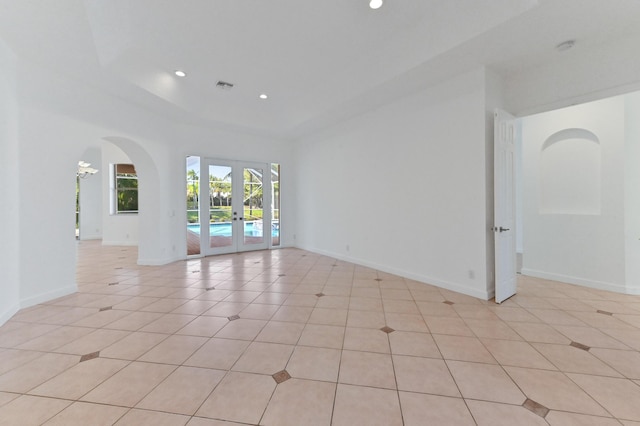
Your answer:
(187, 221), (279, 237)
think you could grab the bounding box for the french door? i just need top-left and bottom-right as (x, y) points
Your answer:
(201, 159), (271, 255)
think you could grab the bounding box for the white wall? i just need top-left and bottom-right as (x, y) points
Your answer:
(17, 107), (92, 306)
(0, 54), (295, 321)
(78, 147), (102, 240)
(0, 40), (20, 323)
(625, 92), (640, 294)
(101, 143), (138, 246)
(294, 68), (492, 299)
(521, 97), (627, 292)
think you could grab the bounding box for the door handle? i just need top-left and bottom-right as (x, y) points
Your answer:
(499, 227), (510, 232)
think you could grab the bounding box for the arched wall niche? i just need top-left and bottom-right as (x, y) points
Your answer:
(539, 127), (601, 215)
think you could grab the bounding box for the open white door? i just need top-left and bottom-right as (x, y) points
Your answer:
(494, 109), (517, 303)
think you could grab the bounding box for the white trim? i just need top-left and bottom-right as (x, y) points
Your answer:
(0, 304), (20, 326)
(521, 268), (630, 294)
(20, 285), (77, 310)
(299, 245), (492, 300)
(102, 240), (138, 246)
(137, 256), (183, 266)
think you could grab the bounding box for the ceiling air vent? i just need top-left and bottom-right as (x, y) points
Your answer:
(216, 81), (234, 90)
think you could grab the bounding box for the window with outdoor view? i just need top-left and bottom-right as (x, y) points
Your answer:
(113, 164), (138, 213)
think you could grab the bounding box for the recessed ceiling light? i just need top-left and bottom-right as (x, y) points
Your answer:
(259, 94), (268, 100)
(174, 70), (186, 77)
(369, 0), (383, 9)
(555, 40), (575, 52)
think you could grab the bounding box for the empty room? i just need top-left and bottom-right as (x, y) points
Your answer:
(2, 1), (640, 425)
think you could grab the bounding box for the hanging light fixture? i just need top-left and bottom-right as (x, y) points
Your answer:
(369, 0), (383, 9)
(77, 161), (99, 179)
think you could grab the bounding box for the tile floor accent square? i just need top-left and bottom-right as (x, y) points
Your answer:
(79, 351), (100, 362)
(571, 341), (591, 351)
(227, 314), (240, 321)
(272, 369), (291, 384)
(380, 326), (395, 334)
(523, 398), (550, 418)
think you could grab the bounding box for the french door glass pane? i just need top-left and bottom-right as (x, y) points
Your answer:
(209, 164), (233, 248)
(243, 167), (264, 245)
(186, 156), (200, 256)
(271, 164), (280, 246)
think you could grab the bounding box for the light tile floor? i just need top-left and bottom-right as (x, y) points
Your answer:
(1, 241), (640, 425)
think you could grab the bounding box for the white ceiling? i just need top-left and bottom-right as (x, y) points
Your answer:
(1, 0), (640, 139)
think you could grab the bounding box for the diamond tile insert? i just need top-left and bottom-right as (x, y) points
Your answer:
(523, 398), (549, 418)
(278, 274), (286, 277)
(443, 301), (455, 305)
(597, 310), (613, 316)
(374, 278), (383, 282)
(315, 293), (325, 297)
(272, 370), (291, 384)
(79, 351), (100, 363)
(570, 341), (591, 351)
(99, 306), (112, 312)
(380, 326), (395, 334)
(206, 286), (216, 291)
(228, 315), (240, 321)
(192, 270), (200, 273)
(108, 282), (119, 286)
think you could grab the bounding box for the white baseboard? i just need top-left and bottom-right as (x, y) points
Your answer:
(102, 240), (138, 246)
(625, 285), (640, 296)
(79, 234), (102, 241)
(521, 268), (629, 294)
(138, 256), (183, 266)
(20, 284), (77, 310)
(0, 304), (20, 326)
(298, 245), (492, 300)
